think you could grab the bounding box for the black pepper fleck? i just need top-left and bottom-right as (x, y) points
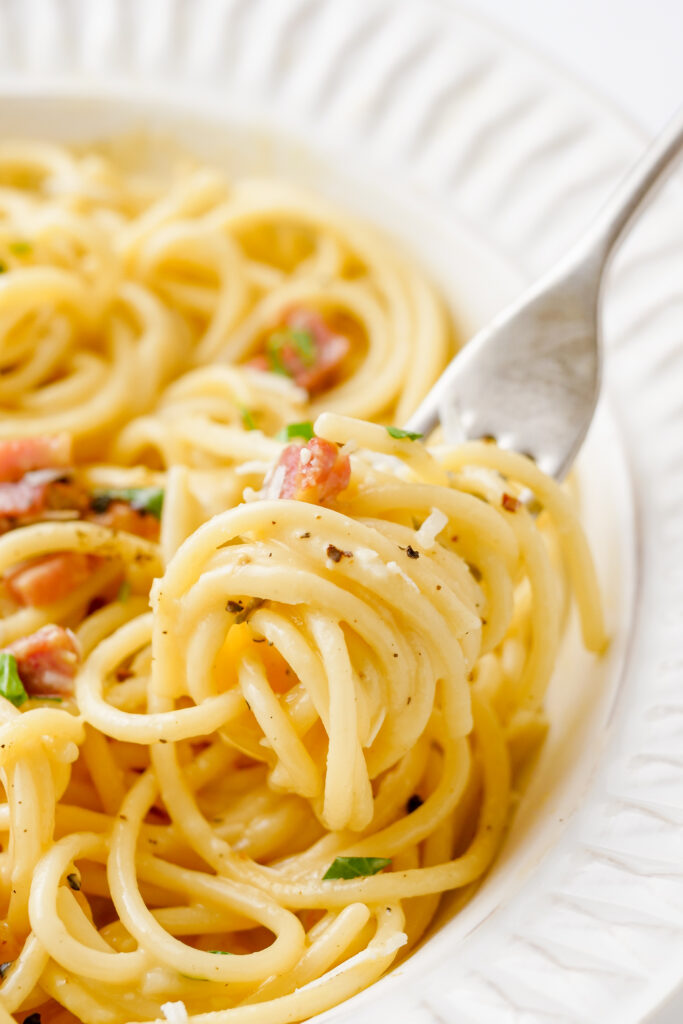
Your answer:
(326, 544), (352, 563)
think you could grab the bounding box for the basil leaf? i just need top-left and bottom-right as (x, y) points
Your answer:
(91, 487), (164, 520)
(240, 407), (257, 431)
(277, 421), (314, 442)
(323, 856), (391, 880)
(386, 426), (423, 441)
(0, 653), (27, 708)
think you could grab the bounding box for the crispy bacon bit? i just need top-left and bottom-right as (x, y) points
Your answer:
(4, 624), (80, 696)
(5, 552), (102, 607)
(272, 438), (350, 504)
(0, 435), (72, 483)
(0, 480), (46, 520)
(87, 500), (160, 541)
(501, 492), (521, 513)
(0, 476), (89, 534)
(248, 307), (350, 394)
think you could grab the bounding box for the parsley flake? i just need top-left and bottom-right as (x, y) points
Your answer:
(265, 328), (316, 375)
(277, 421), (314, 442)
(323, 856), (391, 880)
(386, 426), (423, 441)
(9, 240), (31, 256)
(91, 487), (164, 519)
(0, 653), (27, 708)
(240, 407), (257, 431)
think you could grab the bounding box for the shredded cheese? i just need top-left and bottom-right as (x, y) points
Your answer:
(161, 1002), (189, 1024)
(416, 507), (448, 550)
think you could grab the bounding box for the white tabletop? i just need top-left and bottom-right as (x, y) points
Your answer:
(461, 3), (683, 1021)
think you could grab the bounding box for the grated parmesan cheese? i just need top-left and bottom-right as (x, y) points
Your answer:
(261, 463), (286, 500)
(299, 447), (312, 465)
(161, 1001), (189, 1024)
(416, 507), (448, 550)
(353, 547), (381, 569)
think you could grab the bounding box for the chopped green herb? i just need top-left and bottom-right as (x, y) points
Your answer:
(240, 407), (257, 431)
(0, 653), (27, 708)
(323, 856), (391, 880)
(265, 328), (316, 375)
(35, 695), (63, 703)
(386, 426), (423, 441)
(0, 961), (12, 979)
(0, 261), (6, 274)
(277, 421), (314, 442)
(209, 950), (232, 955)
(9, 240), (31, 256)
(66, 872), (81, 891)
(117, 579), (131, 603)
(91, 487), (164, 519)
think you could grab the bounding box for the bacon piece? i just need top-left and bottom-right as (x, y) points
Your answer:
(248, 308), (350, 394)
(271, 438), (350, 504)
(4, 624), (80, 696)
(88, 500), (160, 541)
(0, 476), (90, 534)
(5, 552), (102, 607)
(0, 435), (72, 483)
(0, 480), (46, 520)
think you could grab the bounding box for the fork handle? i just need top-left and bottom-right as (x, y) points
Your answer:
(577, 106), (683, 271)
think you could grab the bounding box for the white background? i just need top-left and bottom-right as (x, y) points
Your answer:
(460, 4), (683, 1020)
(465, 0), (683, 136)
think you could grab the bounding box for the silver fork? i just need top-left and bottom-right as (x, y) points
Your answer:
(405, 110), (683, 479)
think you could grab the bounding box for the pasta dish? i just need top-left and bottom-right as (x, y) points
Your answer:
(0, 141), (605, 1024)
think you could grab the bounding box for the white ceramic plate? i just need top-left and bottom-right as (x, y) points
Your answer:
(1, 2), (682, 1022)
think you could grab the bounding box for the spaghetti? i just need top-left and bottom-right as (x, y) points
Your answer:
(0, 142), (605, 1024)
